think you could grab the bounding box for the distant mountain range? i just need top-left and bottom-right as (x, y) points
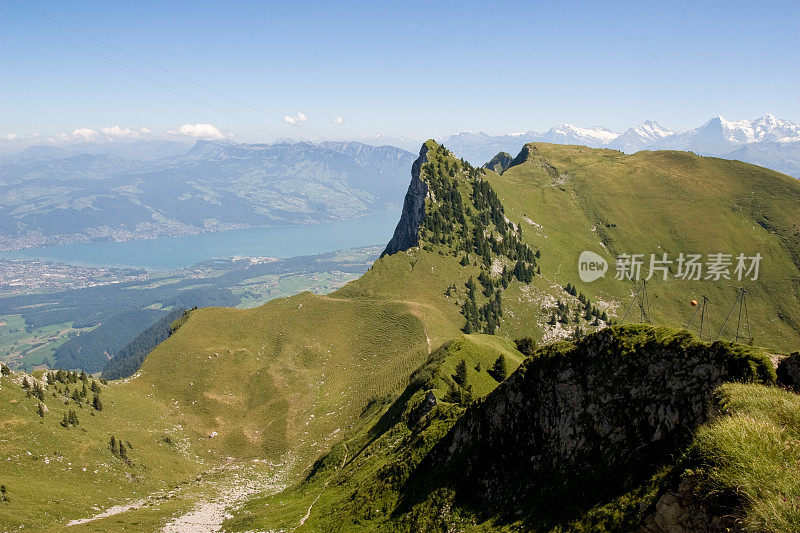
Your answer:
(0, 141), (414, 250)
(440, 114), (800, 178)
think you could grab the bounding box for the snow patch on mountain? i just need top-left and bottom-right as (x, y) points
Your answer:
(442, 114), (800, 178)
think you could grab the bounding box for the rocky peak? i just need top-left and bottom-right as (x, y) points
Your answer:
(483, 151), (513, 174)
(381, 142), (432, 256)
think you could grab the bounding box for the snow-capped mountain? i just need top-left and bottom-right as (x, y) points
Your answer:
(609, 121), (674, 152)
(539, 124), (620, 146)
(441, 115), (800, 178)
(665, 115), (800, 154)
(358, 133), (422, 153)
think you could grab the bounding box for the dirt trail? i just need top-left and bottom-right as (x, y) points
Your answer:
(293, 444), (348, 531)
(64, 459), (293, 532)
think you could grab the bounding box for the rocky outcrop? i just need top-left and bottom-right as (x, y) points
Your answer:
(408, 390), (438, 427)
(381, 143), (431, 257)
(483, 151), (513, 174)
(639, 473), (740, 532)
(777, 351), (800, 390)
(407, 325), (775, 518)
(508, 143), (535, 168)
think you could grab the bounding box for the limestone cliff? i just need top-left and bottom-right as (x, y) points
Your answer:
(381, 142), (431, 256)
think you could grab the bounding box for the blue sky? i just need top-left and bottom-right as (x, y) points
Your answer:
(1, 0), (798, 142)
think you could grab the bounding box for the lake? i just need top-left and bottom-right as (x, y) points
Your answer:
(0, 211), (401, 270)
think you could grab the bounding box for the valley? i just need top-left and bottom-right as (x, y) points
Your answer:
(0, 246), (382, 372)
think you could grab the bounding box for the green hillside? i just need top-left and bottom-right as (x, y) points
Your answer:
(1, 140), (798, 531)
(486, 143), (800, 352)
(224, 326), (782, 532)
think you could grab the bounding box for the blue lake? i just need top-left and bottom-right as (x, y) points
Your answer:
(0, 211), (400, 270)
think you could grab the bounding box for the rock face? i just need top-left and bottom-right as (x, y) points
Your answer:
(412, 326), (774, 516)
(483, 151), (513, 174)
(777, 351), (800, 390)
(508, 143), (534, 168)
(381, 143), (431, 257)
(639, 473), (739, 532)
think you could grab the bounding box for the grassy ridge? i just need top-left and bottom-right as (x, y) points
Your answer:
(487, 143), (800, 351)
(135, 291), (430, 463)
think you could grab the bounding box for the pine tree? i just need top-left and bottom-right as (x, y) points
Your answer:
(514, 337), (537, 356)
(490, 355), (508, 382)
(454, 359), (468, 386)
(92, 394), (103, 411)
(110, 435), (119, 456)
(21, 376), (30, 389)
(0, 364), (9, 375)
(37, 402), (45, 418)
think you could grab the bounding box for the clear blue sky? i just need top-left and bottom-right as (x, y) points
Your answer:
(1, 0), (798, 142)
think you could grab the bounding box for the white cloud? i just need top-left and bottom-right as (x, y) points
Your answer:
(169, 123), (225, 139)
(2, 133), (16, 141)
(333, 116), (344, 124)
(71, 128), (99, 141)
(101, 125), (142, 139)
(283, 112), (308, 125)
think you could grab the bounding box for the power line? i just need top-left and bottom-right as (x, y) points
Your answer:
(1, 2), (329, 141)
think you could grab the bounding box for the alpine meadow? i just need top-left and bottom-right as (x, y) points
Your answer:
(2, 2), (800, 532)
(1, 139), (799, 531)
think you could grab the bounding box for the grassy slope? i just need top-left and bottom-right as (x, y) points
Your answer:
(225, 334), (525, 532)
(228, 328), (791, 533)
(136, 292), (429, 464)
(690, 383), (800, 530)
(486, 143), (800, 352)
(0, 372), (202, 530)
(1, 140), (799, 530)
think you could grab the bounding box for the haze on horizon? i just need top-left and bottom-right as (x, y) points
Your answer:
(1, 0), (799, 144)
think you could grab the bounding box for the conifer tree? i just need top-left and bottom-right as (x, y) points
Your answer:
(92, 394), (103, 411)
(32, 382), (44, 401)
(454, 359), (468, 386)
(490, 355), (508, 382)
(514, 337), (537, 356)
